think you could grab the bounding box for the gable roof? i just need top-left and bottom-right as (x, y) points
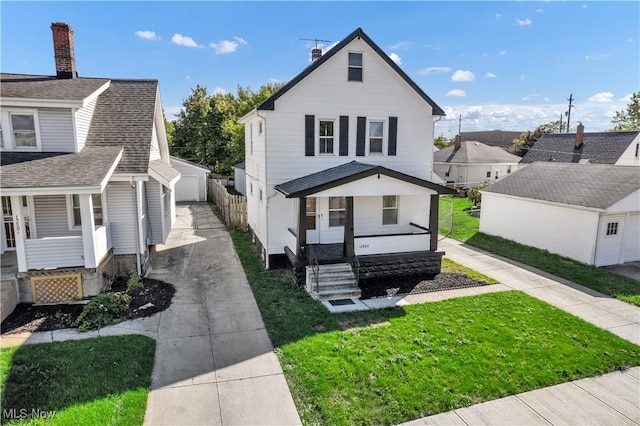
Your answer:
(484, 162), (640, 210)
(170, 156), (211, 173)
(275, 161), (456, 198)
(434, 141), (522, 164)
(1, 73), (109, 100)
(460, 130), (523, 149)
(520, 131), (639, 164)
(256, 28), (444, 116)
(85, 79), (158, 174)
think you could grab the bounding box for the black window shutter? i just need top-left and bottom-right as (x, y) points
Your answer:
(339, 116), (349, 156)
(388, 116), (398, 156)
(356, 116), (366, 156)
(305, 115), (315, 156)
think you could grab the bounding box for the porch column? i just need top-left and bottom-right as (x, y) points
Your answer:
(10, 196), (27, 272)
(297, 197), (306, 259)
(430, 194), (439, 251)
(344, 196), (354, 257)
(79, 194), (98, 268)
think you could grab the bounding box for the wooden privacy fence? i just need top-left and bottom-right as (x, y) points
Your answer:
(208, 179), (247, 230)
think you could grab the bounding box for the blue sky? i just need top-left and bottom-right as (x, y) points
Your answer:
(2, 1), (638, 137)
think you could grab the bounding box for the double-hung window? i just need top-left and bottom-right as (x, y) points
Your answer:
(382, 196), (398, 225)
(369, 121), (384, 154)
(319, 120), (334, 154)
(0, 110), (40, 150)
(348, 52), (363, 82)
(329, 197), (346, 227)
(69, 194), (104, 229)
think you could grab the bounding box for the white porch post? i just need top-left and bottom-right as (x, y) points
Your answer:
(79, 194), (98, 268)
(10, 196), (27, 272)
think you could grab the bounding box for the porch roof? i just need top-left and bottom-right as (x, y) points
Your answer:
(274, 161), (457, 198)
(149, 160), (181, 187)
(0, 146), (123, 193)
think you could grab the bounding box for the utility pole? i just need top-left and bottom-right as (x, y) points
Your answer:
(458, 115), (462, 136)
(565, 94), (574, 133)
(559, 113), (564, 133)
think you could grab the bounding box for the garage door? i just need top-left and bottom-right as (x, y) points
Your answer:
(623, 213), (640, 262)
(175, 175), (199, 202)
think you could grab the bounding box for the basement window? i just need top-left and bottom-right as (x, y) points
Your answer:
(606, 222), (618, 236)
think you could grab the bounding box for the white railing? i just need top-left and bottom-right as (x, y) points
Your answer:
(95, 223), (113, 263)
(354, 229), (430, 256)
(25, 236), (84, 270)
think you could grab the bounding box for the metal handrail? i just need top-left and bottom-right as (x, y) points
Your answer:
(307, 245), (320, 294)
(347, 251), (360, 284)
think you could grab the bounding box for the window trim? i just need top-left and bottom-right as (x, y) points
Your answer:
(368, 119), (385, 155)
(348, 51), (363, 82)
(67, 193), (106, 230)
(305, 197), (317, 230)
(0, 109), (42, 151)
(382, 195), (399, 226)
(318, 119), (336, 155)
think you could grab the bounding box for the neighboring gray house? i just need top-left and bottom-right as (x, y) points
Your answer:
(0, 22), (179, 307)
(433, 139), (522, 187)
(170, 156), (209, 202)
(460, 130), (523, 150)
(521, 126), (640, 166)
(480, 163), (640, 266)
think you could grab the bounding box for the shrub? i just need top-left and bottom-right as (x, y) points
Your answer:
(469, 182), (491, 206)
(76, 292), (132, 331)
(126, 273), (143, 296)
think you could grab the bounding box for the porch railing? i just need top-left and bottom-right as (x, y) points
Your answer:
(95, 223), (113, 264)
(354, 224), (431, 256)
(307, 244), (320, 294)
(25, 236), (84, 270)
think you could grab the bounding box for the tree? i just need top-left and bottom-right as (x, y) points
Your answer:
(434, 135), (454, 150)
(510, 119), (563, 157)
(611, 92), (640, 131)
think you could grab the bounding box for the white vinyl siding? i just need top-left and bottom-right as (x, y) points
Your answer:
(150, 123), (161, 161)
(38, 108), (75, 152)
(75, 96), (98, 151)
(33, 195), (81, 238)
(106, 182), (137, 254)
(594, 214), (625, 266)
(25, 237), (84, 269)
(170, 157), (208, 202)
(146, 179), (164, 244)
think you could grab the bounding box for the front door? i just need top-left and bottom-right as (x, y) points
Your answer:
(1, 196), (33, 251)
(305, 197), (320, 244)
(305, 196), (346, 245)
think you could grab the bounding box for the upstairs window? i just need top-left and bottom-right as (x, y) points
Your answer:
(0, 110), (41, 151)
(348, 52), (363, 82)
(369, 121), (383, 154)
(606, 222), (618, 236)
(319, 120), (334, 154)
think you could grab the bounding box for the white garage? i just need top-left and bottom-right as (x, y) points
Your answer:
(480, 163), (640, 266)
(170, 156), (210, 202)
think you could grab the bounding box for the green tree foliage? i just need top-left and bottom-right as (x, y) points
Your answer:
(434, 135), (454, 150)
(510, 119), (563, 157)
(611, 92), (640, 131)
(170, 82), (283, 174)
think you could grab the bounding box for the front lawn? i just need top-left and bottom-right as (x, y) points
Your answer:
(467, 233), (640, 307)
(229, 229), (640, 425)
(1, 335), (155, 425)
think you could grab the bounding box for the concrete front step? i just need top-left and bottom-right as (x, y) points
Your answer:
(314, 288), (362, 301)
(314, 280), (359, 291)
(306, 263), (361, 301)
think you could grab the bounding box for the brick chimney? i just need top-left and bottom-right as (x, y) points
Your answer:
(51, 22), (77, 79)
(575, 122), (584, 149)
(454, 134), (461, 151)
(311, 48), (322, 61)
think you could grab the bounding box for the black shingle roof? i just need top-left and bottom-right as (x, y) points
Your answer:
(484, 163), (640, 210)
(460, 130), (523, 149)
(521, 131), (639, 164)
(85, 79), (158, 174)
(256, 28), (444, 116)
(1, 73), (109, 100)
(434, 141), (521, 164)
(275, 161), (456, 198)
(0, 146), (122, 189)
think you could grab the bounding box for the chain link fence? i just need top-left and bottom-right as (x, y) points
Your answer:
(438, 196), (480, 241)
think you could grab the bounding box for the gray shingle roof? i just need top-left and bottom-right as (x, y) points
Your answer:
(460, 130), (523, 149)
(1, 73), (109, 100)
(521, 131), (639, 164)
(0, 146), (122, 189)
(275, 161), (456, 198)
(484, 163), (640, 210)
(0, 152), (67, 167)
(85, 79), (158, 174)
(149, 160), (180, 185)
(434, 141), (522, 164)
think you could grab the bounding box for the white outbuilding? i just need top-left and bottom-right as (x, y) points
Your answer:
(480, 162), (640, 266)
(170, 156), (210, 202)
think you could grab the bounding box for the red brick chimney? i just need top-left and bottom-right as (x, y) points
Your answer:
(575, 122), (584, 149)
(311, 48), (322, 61)
(454, 134), (461, 151)
(51, 22), (77, 79)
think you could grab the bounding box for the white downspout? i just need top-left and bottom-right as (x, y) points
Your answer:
(131, 177), (142, 276)
(257, 110), (270, 268)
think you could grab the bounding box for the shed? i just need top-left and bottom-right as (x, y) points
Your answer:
(170, 156), (210, 202)
(480, 163), (640, 266)
(233, 162), (246, 195)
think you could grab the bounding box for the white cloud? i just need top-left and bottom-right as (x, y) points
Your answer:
(389, 53), (402, 65)
(536, 9), (544, 13)
(520, 75), (527, 80)
(446, 89), (466, 97)
(390, 41), (411, 50)
(234, 36), (247, 45)
(581, 4), (588, 8)
(588, 91), (614, 103)
(499, 50), (507, 56)
(171, 33), (200, 48)
(135, 30), (160, 41)
(627, 38), (634, 43)
(619, 93), (633, 102)
(210, 38), (245, 54)
(213, 87), (227, 95)
(417, 66), (451, 75)
(321, 41), (339, 54)
(484, 72), (497, 79)
(515, 18), (532, 26)
(544, 97), (550, 102)
(451, 70), (475, 82)
(585, 53), (612, 61)
(495, 13), (502, 20)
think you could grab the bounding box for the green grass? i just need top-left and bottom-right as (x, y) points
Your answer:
(467, 233), (640, 307)
(228, 228), (640, 425)
(0, 335), (155, 425)
(439, 196), (479, 242)
(441, 257), (499, 284)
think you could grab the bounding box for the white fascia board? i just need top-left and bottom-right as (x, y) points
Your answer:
(169, 156), (210, 172)
(98, 149), (124, 189)
(148, 166), (180, 187)
(482, 191), (606, 213)
(81, 81), (111, 107)
(0, 97), (83, 109)
(237, 108), (257, 124)
(1, 186), (103, 196)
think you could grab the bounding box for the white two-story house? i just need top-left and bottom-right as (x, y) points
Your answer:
(239, 28), (455, 299)
(0, 23), (178, 308)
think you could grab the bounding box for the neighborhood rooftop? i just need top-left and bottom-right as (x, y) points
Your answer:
(460, 130), (523, 149)
(484, 162), (640, 210)
(434, 140), (522, 164)
(0, 73), (109, 100)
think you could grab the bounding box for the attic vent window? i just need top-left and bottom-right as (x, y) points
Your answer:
(348, 52), (363, 82)
(606, 222), (618, 236)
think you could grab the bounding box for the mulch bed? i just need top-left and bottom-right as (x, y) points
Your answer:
(1, 278), (175, 335)
(360, 272), (487, 299)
